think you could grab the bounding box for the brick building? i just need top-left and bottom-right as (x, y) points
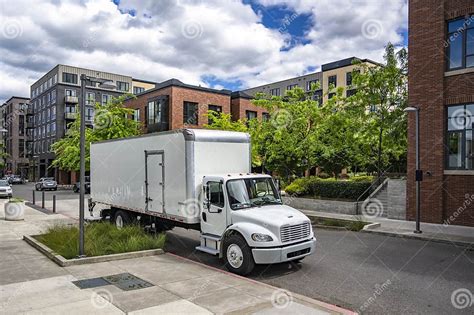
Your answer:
(408, 0), (474, 226)
(124, 79), (266, 133)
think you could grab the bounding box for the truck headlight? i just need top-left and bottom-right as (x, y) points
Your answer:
(251, 233), (273, 242)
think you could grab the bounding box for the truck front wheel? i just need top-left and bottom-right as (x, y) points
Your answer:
(113, 210), (132, 229)
(223, 234), (255, 276)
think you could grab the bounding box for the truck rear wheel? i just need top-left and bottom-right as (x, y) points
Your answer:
(113, 210), (132, 229)
(223, 234), (255, 276)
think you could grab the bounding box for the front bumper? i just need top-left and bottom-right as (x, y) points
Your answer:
(0, 191), (12, 197)
(252, 237), (316, 264)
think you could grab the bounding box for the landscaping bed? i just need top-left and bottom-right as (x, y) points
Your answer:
(311, 217), (369, 231)
(33, 222), (166, 259)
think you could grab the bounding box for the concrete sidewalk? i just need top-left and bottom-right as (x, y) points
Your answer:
(299, 209), (474, 248)
(0, 201), (354, 314)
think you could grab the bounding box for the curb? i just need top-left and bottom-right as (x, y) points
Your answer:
(23, 235), (164, 267)
(361, 229), (474, 249)
(166, 252), (357, 315)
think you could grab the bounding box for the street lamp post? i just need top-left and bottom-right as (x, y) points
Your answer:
(404, 106), (422, 234)
(78, 74), (116, 257)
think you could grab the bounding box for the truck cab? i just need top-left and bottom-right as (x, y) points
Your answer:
(198, 173), (316, 275)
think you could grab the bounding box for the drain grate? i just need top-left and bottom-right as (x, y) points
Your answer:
(72, 273), (153, 291)
(103, 273), (154, 291)
(73, 277), (110, 289)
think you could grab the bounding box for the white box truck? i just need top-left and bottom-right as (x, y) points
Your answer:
(90, 129), (316, 275)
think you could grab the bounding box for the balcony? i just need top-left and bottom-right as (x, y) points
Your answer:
(65, 112), (77, 120)
(65, 96), (79, 103)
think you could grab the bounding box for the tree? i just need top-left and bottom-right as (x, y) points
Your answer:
(51, 94), (141, 171)
(351, 43), (408, 176)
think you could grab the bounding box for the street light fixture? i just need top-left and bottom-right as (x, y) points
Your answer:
(404, 106), (422, 234)
(78, 74), (116, 257)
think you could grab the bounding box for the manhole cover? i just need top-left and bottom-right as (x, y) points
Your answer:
(73, 277), (110, 289)
(103, 273), (153, 291)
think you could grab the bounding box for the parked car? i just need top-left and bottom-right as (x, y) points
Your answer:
(3, 176), (13, 184)
(35, 177), (58, 191)
(73, 176), (90, 194)
(0, 180), (13, 198)
(10, 175), (25, 184)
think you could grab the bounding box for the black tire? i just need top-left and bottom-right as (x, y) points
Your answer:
(53, 188), (57, 191)
(112, 210), (132, 229)
(223, 234), (255, 276)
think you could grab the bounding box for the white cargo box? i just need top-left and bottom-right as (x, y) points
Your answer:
(90, 129), (251, 224)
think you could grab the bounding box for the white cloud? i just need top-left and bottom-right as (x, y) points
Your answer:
(0, 0), (407, 103)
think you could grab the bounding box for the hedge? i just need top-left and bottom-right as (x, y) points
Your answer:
(284, 177), (372, 200)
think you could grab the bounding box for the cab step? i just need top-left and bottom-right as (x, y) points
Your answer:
(195, 246), (219, 255)
(196, 233), (222, 256)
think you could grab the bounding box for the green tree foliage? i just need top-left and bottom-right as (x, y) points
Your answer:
(51, 94), (141, 171)
(350, 43), (408, 175)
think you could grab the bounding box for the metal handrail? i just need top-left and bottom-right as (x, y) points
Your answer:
(354, 174), (386, 215)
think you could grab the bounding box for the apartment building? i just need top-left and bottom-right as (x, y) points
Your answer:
(408, 0), (473, 226)
(30, 65), (156, 183)
(0, 96), (31, 178)
(243, 57), (378, 103)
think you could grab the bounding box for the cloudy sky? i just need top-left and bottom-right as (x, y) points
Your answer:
(0, 0), (408, 103)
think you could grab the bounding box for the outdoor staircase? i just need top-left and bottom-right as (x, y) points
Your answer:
(361, 178), (389, 217)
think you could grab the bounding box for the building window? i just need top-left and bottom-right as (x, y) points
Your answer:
(131, 109), (140, 122)
(51, 106), (56, 120)
(86, 107), (94, 121)
(446, 104), (474, 170)
(51, 89), (56, 103)
(86, 92), (95, 106)
(328, 75), (337, 88)
(19, 139), (25, 158)
(19, 115), (25, 136)
(207, 105), (222, 124)
(52, 74), (57, 85)
(65, 89), (77, 97)
(51, 122), (56, 135)
(306, 80), (319, 91)
(117, 81), (129, 92)
(270, 88), (280, 96)
(184, 101), (198, 125)
(63, 72), (78, 84)
(262, 112), (270, 121)
(328, 92), (336, 99)
(287, 84), (298, 90)
(346, 72), (353, 86)
(102, 94), (112, 105)
(446, 16), (474, 70)
(346, 89), (357, 97)
(246, 110), (257, 121)
(312, 90), (323, 105)
(133, 86), (145, 95)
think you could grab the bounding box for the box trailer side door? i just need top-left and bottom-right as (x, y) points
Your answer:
(145, 150), (164, 213)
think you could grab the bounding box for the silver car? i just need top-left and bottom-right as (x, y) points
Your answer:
(35, 177), (58, 191)
(0, 180), (13, 198)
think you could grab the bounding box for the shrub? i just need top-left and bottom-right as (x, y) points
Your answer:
(35, 222), (166, 259)
(284, 177), (311, 196)
(317, 172), (331, 179)
(350, 175), (374, 182)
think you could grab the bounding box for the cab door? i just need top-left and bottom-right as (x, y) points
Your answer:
(200, 178), (227, 236)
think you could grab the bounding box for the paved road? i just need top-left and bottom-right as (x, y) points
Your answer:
(165, 227), (474, 314)
(12, 182), (87, 202)
(12, 184), (474, 314)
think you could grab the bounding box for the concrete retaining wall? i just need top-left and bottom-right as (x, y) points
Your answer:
(282, 196), (358, 215)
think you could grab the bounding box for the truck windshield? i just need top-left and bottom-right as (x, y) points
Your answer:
(226, 177), (281, 210)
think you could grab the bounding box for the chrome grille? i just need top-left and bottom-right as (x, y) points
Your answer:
(280, 222), (311, 243)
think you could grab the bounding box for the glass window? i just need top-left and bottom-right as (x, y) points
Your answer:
(226, 178), (280, 210)
(86, 92), (95, 106)
(446, 104), (474, 169)
(306, 80), (319, 91)
(131, 109), (140, 122)
(65, 89), (77, 97)
(51, 106), (56, 120)
(207, 181), (224, 208)
(246, 110), (257, 121)
(208, 105), (222, 124)
(51, 89), (56, 103)
(447, 17), (474, 70)
(102, 94), (112, 105)
(346, 89), (357, 97)
(147, 101), (156, 125)
(62, 72), (78, 84)
(133, 86), (145, 95)
(346, 72), (353, 86)
(86, 107), (94, 121)
(286, 84), (298, 90)
(117, 81), (129, 92)
(328, 75), (337, 88)
(328, 92), (336, 99)
(270, 88), (280, 96)
(183, 101), (198, 125)
(262, 112), (270, 121)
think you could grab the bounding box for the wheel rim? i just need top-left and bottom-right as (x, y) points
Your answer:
(227, 244), (244, 269)
(115, 215), (123, 229)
